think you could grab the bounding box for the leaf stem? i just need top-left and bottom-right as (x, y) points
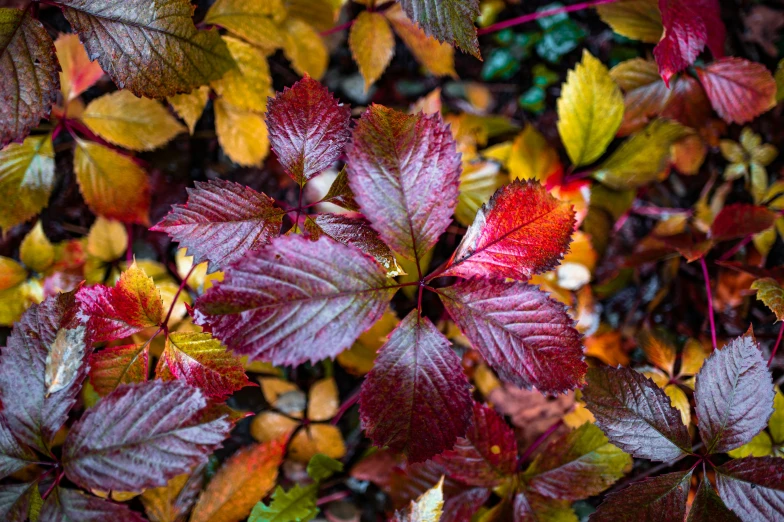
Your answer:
(476, 0), (620, 35)
(518, 419), (562, 467)
(769, 321), (784, 367)
(699, 256), (718, 351)
(320, 19), (354, 37)
(331, 387), (362, 425)
(718, 234), (753, 261)
(316, 490), (351, 506)
(161, 264), (196, 328)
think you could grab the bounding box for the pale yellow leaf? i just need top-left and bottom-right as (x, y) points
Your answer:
(282, 17), (328, 79)
(396, 476), (444, 522)
(596, 0), (662, 43)
(205, 0), (287, 53)
(45, 326), (86, 396)
(250, 411), (299, 443)
(87, 217), (128, 263)
(214, 99), (269, 167)
(350, 12), (395, 91)
(0, 134), (55, 232)
(0, 280), (41, 326)
(508, 125), (561, 182)
(385, 4), (456, 78)
(168, 86), (210, 135)
(212, 36), (272, 113)
(20, 221), (54, 273)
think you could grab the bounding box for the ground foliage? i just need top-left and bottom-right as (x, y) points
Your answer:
(1, 0), (784, 521)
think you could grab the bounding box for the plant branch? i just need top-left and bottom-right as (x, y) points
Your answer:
(477, 0), (620, 36)
(331, 387), (361, 425)
(316, 490), (351, 506)
(769, 321), (784, 367)
(719, 234), (753, 261)
(518, 419), (562, 467)
(700, 257), (718, 351)
(161, 264), (196, 329)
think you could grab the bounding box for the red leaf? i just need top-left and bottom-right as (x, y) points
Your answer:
(688, 479), (741, 522)
(156, 332), (252, 401)
(654, 0), (725, 86)
(359, 310), (471, 463)
(440, 181), (575, 281)
(716, 457), (784, 520)
(151, 179), (284, 272)
(89, 343), (149, 396)
(694, 335), (774, 454)
(436, 402), (518, 487)
(661, 74), (712, 129)
(709, 203), (776, 241)
(266, 76), (352, 184)
(347, 105), (461, 261)
(439, 280), (585, 394)
(63, 380), (231, 491)
(40, 487), (146, 522)
(195, 235), (396, 365)
(696, 57), (777, 124)
(592, 470), (693, 520)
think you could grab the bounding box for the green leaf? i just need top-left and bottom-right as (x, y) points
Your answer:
(249, 484), (319, 522)
(307, 454), (343, 482)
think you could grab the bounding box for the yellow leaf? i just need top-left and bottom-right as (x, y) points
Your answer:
(54, 33), (104, 102)
(593, 119), (691, 190)
(508, 125), (561, 182)
(385, 4), (456, 78)
(289, 424), (346, 463)
(557, 50), (624, 167)
(141, 472), (195, 522)
(585, 330), (628, 366)
(349, 12), (395, 91)
(285, 0), (339, 31)
(0, 256), (27, 291)
(751, 278), (784, 321)
(455, 161), (506, 227)
(175, 249), (223, 293)
(20, 221), (54, 273)
(157, 280), (192, 327)
(168, 86), (210, 135)
(86, 217), (127, 263)
(307, 377), (339, 422)
(770, 387), (784, 444)
(727, 431), (774, 458)
(73, 139), (150, 224)
(204, 0), (287, 53)
(82, 90), (186, 151)
(337, 309), (399, 375)
(637, 328), (676, 376)
(680, 338), (709, 377)
(282, 17), (328, 79)
(596, 0), (662, 43)
(664, 384), (691, 426)
(214, 99), (269, 167)
(212, 36), (272, 113)
(0, 279), (42, 326)
(0, 134), (55, 232)
(250, 411), (299, 443)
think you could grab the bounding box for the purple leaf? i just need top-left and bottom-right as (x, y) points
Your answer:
(63, 380), (231, 491)
(582, 366), (691, 461)
(0, 482), (40, 522)
(359, 310), (472, 463)
(0, 422), (37, 480)
(687, 478), (740, 522)
(590, 470), (692, 521)
(716, 457), (784, 520)
(438, 280), (585, 394)
(40, 487), (145, 522)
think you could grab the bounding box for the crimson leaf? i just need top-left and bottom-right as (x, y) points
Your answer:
(694, 335), (774, 454)
(590, 470), (692, 521)
(688, 479), (740, 522)
(195, 235), (396, 365)
(696, 57), (777, 125)
(436, 402), (518, 488)
(347, 105), (461, 262)
(359, 310), (471, 463)
(63, 380), (231, 491)
(438, 280), (585, 394)
(710, 203), (777, 241)
(715, 457), (784, 520)
(440, 180), (575, 282)
(266, 76), (352, 184)
(40, 487), (145, 522)
(152, 179), (284, 273)
(582, 366), (691, 461)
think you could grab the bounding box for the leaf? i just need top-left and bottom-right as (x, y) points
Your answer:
(89, 344), (148, 396)
(694, 335), (774, 454)
(73, 138), (150, 224)
(687, 479), (741, 522)
(289, 424), (346, 463)
(716, 457), (784, 520)
(385, 4), (457, 79)
(266, 76), (352, 184)
(82, 90), (186, 151)
(710, 203), (776, 241)
(249, 483), (319, 522)
(524, 422), (631, 501)
(20, 221), (54, 273)
(440, 180), (575, 281)
(438, 280), (585, 394)
(76, 262), (164, 342)
(752, 278), (784, 321)
(593, 119), (691, 190)
(359, 310), (472, 463)
(0, 481), (42, 522)
(0, 134), (55, 232)
(39, 487), (145, 522)
(0, 423), (37, 480)
(45, 326), (87, 396)
(350, 12), (395, 91)
(611, 58), (673, 136)
(190, 439), (285, 522)
(141, 468), (205, 522)
(596, 0), (662, 43)
(347, 105), (461, 261)
(54, 33), (103, 103)
(638, 328), (676, 376)
(696, 57), (777, 125)
(591, 470), (692, 521)
(152, 179), (284, 273)
(168, 86), (209, 134)
(436, 402), (518, 487)
(281, 18), (328, 80)
(0, 8), (59, 147)
(59, 0), (235, 98)
(211, 36), (272, 113)
(63, 380), (231, 491)
(557, 50), (624, 167)
(392, 476), (444, 522)
(398, 0), (480, 58)
(454, 161), (506, 228)
(86, 217), (127, 263)
(307, 454), (343, 482)
(204, 0), (286, 52)
(195, 235), (396, 365)
(323, 168), (359, 211)
(508, 126), (562, 182)
(156, 332), (251, 401)
(582, 366), (691, 461)
(214, 98), (269, 167)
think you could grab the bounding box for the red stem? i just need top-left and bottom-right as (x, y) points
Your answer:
(331, 387), (361, 425)
(700, 257), (718, 351)
(161, 264), (196, 328)
(719, 234), (753, 262)
(320, 19), (354, 37)
(316, 490), (351, 506)
(769, 321), (784, 367)
(477, 0), (620, 35)
(519, 419), (562, 466)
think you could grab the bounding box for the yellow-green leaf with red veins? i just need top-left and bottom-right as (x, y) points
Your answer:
(752, 278), (784, 321)
(195, 235), (396, 365)
(440, 180), (574, 282)
(347, 105), (461, 262)
(89, 344), (149, 396)
(76, 262), (164, 343)
(359, 310), (472, 463)
(58, 0), (234, 98)
(156, 332), (252, 401)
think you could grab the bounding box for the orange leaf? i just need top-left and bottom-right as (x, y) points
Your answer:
(54, 33), (104, 103)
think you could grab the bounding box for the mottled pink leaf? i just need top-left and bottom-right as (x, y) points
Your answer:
(40, 487), (145, 522)
(360, 310), (472, 462)
(439, 280), (585, 394)
(710, 203), (776, 241)
(347, 105), (461, 261)
(716, 457), (784, 520)
(591, 470), (693, 521)
(696, 57), (777, 124)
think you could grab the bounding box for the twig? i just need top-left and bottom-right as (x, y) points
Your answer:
(161, 264), (196, 328)
(331, 387), (362, 425)
(700, 257), (718, 350)
(769, 321), (784, 367)
(477, 0), (620, 36)
(316, 490), (351, 506)
(518, 419), (562, 466)
(719, 234), (753, 261)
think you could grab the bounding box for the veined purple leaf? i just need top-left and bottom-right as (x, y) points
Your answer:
(195, 235), (396, 365)
(694, 335), (774, 454)
(0, 482), (40, 522)
(347, 105), (461, 261)
(438, 280), (585, 394)
(582, 366), (691, 461)
(716, 457), (784, 520)
(0, 422), (37, 480)
(687, 478), (740, 522)
(590, 470), (693, 521)
(40, 487), (145, 522)
(398, 0), (480, 58)
(63, 380), (231, 491)
(359, 310), (472, 463)
(266, 76), (352, 184)
(151, 179), (285, 272)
